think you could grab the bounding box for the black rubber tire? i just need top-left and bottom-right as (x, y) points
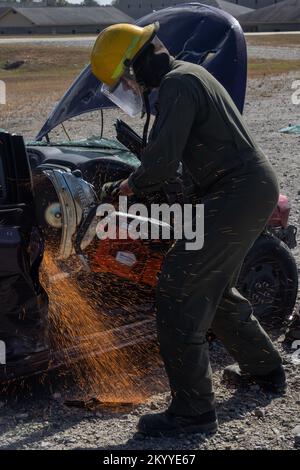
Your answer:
(238, 233), (298, 329)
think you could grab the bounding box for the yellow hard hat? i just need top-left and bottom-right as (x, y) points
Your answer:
(91, 22), (158, 88)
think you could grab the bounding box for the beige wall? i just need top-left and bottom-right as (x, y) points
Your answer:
(0, 11), (32, 27)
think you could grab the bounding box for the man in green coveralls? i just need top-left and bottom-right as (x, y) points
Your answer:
(91, 23), (286, 437)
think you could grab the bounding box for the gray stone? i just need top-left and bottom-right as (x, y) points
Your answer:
(292, 424), (300, 435)
(52, 393), (61, 400)
(294, 435), (300, 448)
(15, 413), (29, 420)
(254, 408), (266, 419)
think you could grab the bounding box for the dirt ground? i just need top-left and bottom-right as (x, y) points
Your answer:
(0, 39), (299, 450)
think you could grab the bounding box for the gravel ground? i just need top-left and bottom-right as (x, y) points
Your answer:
(0, 49), (299, 450)
(247, 45), (300, 61)
(0, 37), (96, 47)
(1, 35), (300, 59)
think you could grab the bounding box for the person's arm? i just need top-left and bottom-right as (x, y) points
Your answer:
(126, 75), (198, 196)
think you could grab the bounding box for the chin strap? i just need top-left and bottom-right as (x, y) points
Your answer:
(142, 90), (151, 148)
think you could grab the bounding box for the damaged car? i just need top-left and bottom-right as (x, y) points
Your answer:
(0, 3), (298, 382)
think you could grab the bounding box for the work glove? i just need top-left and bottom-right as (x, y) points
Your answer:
(100, 179), (123, 202)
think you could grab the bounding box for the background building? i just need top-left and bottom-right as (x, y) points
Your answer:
(0, 1), (47, 6)
(0, 0), (299, 34)
(113, 0), (286, 18)
(220, 0), (286, 8)
(238, 0), (300, 31)
(0, 6), (133, 34)
(0, 6), (10, 17)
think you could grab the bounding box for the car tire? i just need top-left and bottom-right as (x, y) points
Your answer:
(237, 233), (298, 329)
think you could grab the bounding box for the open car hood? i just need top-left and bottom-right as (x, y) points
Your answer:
(36, 2), (247, 141)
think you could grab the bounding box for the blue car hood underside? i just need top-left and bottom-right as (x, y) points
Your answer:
(36, 2), (247, 141)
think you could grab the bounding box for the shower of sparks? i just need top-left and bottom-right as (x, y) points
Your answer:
(41, 251), (165, 407)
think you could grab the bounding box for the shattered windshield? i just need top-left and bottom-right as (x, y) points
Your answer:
(28, 135), (141, 169)
(28, 108), (148, 169)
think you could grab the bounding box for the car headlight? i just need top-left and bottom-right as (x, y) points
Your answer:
(33, 164), (98, 259)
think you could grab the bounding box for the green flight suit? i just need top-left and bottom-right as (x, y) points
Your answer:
(128, 59), (282, 416)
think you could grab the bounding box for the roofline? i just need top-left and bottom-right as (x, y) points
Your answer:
(0, 7), (13, 20)
(239, 19), (300, 24)
(0, 6), (133, 26)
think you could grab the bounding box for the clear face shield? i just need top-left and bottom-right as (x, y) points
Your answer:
(101, 67), (144, 118)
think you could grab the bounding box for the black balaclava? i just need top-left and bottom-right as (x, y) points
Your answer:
(132, 37), (173, 146)
(132, 37), (173, 91)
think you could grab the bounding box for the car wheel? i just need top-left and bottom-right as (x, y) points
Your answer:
(238, 233), (298, 329)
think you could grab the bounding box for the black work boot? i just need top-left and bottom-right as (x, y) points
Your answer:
(223, 363), (287, 393)
(137, 409), (218, 437)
